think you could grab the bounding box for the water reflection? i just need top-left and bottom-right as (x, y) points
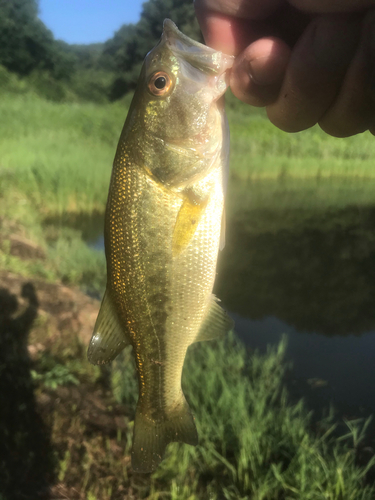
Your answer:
(43, 210), (105, 247)
(213, 177), (375, 415)
(216, 203), (375, 336)
(233, 313), (375, 414)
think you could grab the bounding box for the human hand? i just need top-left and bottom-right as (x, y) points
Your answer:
(195, 0), (375, 137)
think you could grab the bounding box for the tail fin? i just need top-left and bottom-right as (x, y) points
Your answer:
(131, 396), (198, 473)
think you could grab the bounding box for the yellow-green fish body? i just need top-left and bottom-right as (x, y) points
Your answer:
(88, 19), (234, 473)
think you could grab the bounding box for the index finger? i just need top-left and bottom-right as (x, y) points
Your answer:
(195, 0), (284, 20)
(195, 0), (309, 55)
(194, 11), (273, 54)
(194, 0), (285, 54)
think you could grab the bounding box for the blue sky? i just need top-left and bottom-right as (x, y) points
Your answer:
(39, 0), (144, 44)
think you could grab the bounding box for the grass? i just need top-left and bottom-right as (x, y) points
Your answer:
(0, 227), (106, 294)
(226, 92), (375, 182)
(22, 332), (375, 499)
(0, 94), (124, 215)
(0, 191), (106, 294)
(111, 334), (375, 499)
(1, 90), (375, 220)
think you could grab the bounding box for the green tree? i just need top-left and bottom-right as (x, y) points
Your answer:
(103, 0), (201, 99)
(0, 0), (74, 79)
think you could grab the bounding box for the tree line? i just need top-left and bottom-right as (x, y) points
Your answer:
(0, 0), (201, 101)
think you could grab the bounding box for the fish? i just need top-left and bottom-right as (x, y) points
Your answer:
(87, 19), (234, 473)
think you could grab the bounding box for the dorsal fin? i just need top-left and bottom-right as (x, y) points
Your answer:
(87, 289), (131, 365)
(194, 295), (234, 343)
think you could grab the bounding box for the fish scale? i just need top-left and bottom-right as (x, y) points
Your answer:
(87, 19), (234, 473)
(109, 166), (173, 403)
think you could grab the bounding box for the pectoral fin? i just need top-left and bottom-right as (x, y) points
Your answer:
(194, 295), (234, 343)
(172, 195), (208, 256)
(87, 289), (130, 365)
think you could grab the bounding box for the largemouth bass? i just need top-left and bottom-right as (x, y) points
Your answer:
(88, 19), (234, 473)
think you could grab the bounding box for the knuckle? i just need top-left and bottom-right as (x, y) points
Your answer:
(362, 7), (375, 26)
(266, 106), (314, 132)
(319, 114), (368, 137)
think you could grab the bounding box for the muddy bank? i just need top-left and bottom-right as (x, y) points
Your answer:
(0, 269), (99, 348)
(0, 270), (145, 499)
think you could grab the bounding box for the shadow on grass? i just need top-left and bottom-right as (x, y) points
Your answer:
(0, 283), (55, 499)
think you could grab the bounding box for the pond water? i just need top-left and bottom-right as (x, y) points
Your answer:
(81, 177), (375, 419)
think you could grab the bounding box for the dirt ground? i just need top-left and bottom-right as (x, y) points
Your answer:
(0, 270), (149, 499)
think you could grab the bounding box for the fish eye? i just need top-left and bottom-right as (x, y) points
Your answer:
(148, 71), (173, 97)
(155, 76), (166, 89)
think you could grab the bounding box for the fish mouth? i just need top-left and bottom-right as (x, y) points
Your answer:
(162, 19), (234, 77)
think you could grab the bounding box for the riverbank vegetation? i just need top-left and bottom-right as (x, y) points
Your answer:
(1, 0), (375, 498)
(112, 335), (375, 499)
(2, 89), (375, 219)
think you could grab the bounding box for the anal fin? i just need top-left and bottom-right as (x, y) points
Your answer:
(194, 295), (234, 343)
(87, 288), (130, 365)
